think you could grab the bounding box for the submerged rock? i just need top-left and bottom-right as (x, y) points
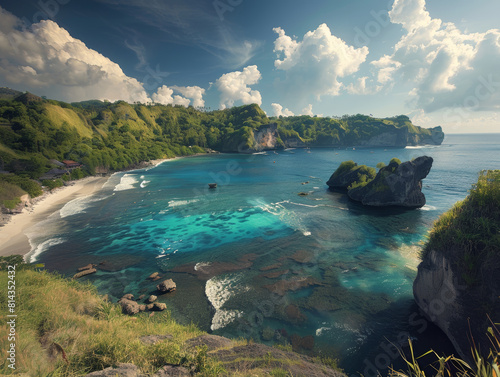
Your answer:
(147, 272), (159, 280)
(77, 263), (96, 271)
(259, 263), (282, 271)
(73, 268), (97, 279)
(98, 254), (144, 272)
(263, 276), (320, 296)
(260, 269), (290, 279)
(285, 304), (307, 323)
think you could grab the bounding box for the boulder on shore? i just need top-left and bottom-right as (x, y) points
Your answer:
(156, 279), (176, 293)
(118, 298), (140, 315)
(151, 302), (167, 311)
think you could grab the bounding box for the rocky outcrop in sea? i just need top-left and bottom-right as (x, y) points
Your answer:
(327, 156), (433, 208)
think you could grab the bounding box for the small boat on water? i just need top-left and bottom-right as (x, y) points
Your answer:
(208, 183), (217, 189)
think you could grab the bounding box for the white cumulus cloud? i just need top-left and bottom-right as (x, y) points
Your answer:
(215, 65), (262, 109)
(373, 0), (500, 112)
(273, 24), (369, 99)
(171, 85), (206, 107)
(0, 7), (150, 103)
(271, 103), (294, 117)
(389, 0), (432, 32)
(152, 85), (190, 107)
(301, 104), (314, 116)
(346, 77), (382, 95)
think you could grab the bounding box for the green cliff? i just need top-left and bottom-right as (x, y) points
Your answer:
(413, 170), (500, 362)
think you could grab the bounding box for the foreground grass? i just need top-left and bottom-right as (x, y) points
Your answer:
(0, 257), (345, 376)
(0, 262), (226, 376)
(390, 330), (500, 377)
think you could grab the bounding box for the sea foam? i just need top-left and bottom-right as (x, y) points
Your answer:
(114, 174), (139, 191)
(168, 199), (199, 207)
(420, 204), (437, 211)
(28, 238), (66, 263)
(251, 199), (311, 236)
(60, 195), (109, 218)
(205, 275), (247, 331)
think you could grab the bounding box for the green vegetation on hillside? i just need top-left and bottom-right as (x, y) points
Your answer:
(330, 158), (402, 190)
(0, 180), (26, 209)
(0, 92), (440, 211)
(347, 165), (377, 190)
(423, 170), (500, 285)
(271, 114), (433, 146)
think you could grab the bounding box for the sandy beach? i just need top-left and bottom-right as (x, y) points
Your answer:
(0, 176), (109, 258)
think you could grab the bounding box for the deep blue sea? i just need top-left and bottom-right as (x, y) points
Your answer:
(28, 134), (500, 375)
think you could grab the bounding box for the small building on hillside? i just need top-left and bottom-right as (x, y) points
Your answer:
(62, 160), (81, 169)
(40, 168), (68, 181)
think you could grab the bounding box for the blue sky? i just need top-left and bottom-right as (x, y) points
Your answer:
(0, 0), (499, 133)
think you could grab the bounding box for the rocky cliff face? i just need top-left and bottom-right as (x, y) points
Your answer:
(236, 123), (281, 153)
(253, 123), (280, 151)
(413, 250), (468, 357)
(414, 249), (500, 361)
(328, 156), (433, 208)
(357, 126), (444, 147)
(360, 127), (409, 147)
(407, 126), (445, 146)
(413, 170), (500, 362)
(232, 123), (444, 153)
(349, 156), (433, 207)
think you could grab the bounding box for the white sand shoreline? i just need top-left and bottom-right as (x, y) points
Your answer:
(0, 154), (205, 259)
(0, 176), (109, 258)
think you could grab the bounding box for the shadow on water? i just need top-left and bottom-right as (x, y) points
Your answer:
(341, 298), (456, 377)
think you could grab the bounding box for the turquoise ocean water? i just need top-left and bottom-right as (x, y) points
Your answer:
(27, 134), (500, 375)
